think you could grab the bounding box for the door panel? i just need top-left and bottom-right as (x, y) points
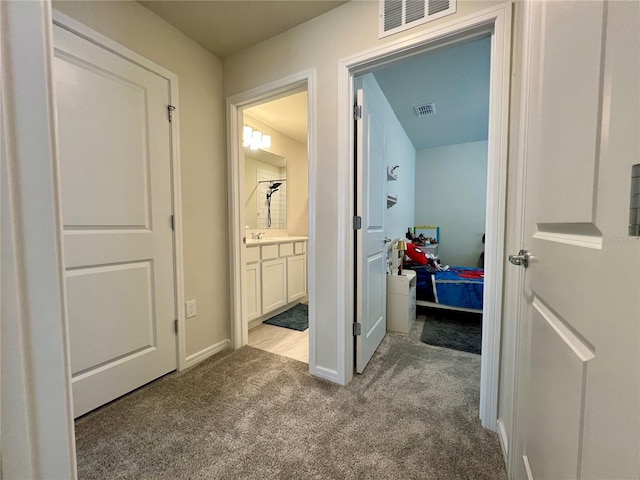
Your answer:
(513, 2), (640, 479)
(355, 75), (387, 374)
(54, 25), (177, 417)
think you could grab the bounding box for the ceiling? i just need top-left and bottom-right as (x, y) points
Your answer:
(245, 91), (308, 144)
(373, 36), (491, 150)
(139, 0), (347, 60)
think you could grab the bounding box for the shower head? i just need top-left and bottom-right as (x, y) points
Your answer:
(269, 182), (282, 189)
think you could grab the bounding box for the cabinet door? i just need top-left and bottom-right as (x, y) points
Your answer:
(261, 258), (287, 314)
(244, 262), (261, 322)
(287, 254), (307, 303)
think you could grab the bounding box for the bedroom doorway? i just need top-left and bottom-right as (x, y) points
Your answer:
(342, 5), (511, 431)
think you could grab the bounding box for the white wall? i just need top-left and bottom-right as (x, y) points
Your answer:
(363, 74), (415, 241)
(53, 1), (228, 358)
(414, 141), (487, 266)
(224, 1), (501, 379)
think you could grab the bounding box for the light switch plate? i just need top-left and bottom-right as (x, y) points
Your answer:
(186, 300), (197, 318)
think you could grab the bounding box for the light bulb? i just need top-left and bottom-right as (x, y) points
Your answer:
(243, 126), (252, 147)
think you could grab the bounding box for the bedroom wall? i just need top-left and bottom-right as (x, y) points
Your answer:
(361, 74), (416, 242)
(414, 141), (488, 267)
(224, 0), (501, 379)
(53, 1), (228, 358)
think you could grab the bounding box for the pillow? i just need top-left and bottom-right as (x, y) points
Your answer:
(405, 242), (428, 265)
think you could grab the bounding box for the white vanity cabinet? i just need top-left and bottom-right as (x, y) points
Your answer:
(261, 258), (287, 313)
(243, 246), (262, 322)
(244, 237), (308, 323)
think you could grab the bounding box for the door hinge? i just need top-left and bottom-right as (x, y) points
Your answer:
(353, 323), (361, 336)
(168, 105), (176, 123)
(354, 104), (362, 120)
(174, 319), (178, 334)
(170, 214), (175, 231)
(353, 215), (362, 230)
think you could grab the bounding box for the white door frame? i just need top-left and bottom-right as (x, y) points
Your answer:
(51, 11), (187, 371)
(337, 3), (512, 431)
(226, 70), (317, 368)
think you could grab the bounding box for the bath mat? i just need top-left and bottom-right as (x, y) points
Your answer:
(264, 303), (308, 331)
(420, 308), (482, 354)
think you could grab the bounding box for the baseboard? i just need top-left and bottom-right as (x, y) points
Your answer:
(523, 455), (534, 480)
(310, 365), (340, 384)
(185, 339), (231, 369)
(497, 418), (509, 463)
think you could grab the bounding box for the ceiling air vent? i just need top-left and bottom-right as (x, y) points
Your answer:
(414, 103), (436, 117)
(379, 0), (457, 39)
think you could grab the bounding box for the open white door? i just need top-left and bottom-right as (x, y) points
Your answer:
(511, 1), (639, 478)
(355, 77), (388, 374)
(53, 24), (177, 417)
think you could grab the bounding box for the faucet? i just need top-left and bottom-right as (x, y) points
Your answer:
(251, 232), (265, 240)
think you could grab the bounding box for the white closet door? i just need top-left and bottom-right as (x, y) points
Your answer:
(54, 24), (177, 417)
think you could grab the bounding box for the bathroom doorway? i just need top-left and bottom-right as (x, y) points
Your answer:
(226, 72), (316, 368)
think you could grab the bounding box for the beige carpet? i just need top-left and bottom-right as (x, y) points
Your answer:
(75, 317), (507, 479)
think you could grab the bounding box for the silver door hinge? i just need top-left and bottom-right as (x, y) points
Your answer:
(353, 323), (361, 336)
(174, 319), (178, 334)
(354, 104), (362, 120)
(353, 216), (362, 230)
(168, 105), (176, 123)
(170, 214), (175, 231)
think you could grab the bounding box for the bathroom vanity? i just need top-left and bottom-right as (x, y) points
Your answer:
(244, 236), (308, 327)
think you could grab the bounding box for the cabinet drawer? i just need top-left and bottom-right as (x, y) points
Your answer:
(261, 244), (279, 260)
(245, 246), (260, 264)
(279, 242), (294, 257)
(294, 241), (307, 254)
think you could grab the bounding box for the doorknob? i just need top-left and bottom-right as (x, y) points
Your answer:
(383, 237), (392, 244)
(508, 249), (530, 268)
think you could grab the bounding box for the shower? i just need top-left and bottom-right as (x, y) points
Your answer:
(260, 179), (286, 227)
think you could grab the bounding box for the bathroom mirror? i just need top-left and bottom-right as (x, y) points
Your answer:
(244, 147), (287, 229)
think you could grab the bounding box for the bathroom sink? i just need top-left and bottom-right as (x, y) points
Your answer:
(246, 236), (308, 245)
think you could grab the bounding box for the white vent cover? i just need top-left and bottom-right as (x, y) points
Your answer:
(379, 0), (457, 38)
(414, 103), (436, 116)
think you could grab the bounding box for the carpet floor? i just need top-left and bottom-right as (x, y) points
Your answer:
(420, 308), (483, 355)
(75, 316), (506, 480)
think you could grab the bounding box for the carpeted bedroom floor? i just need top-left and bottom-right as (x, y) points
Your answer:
(75, 315), (507, 479)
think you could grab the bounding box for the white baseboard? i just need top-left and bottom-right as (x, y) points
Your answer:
(310, 365), (340, 384)
(497, 418), (509, 463)
(184, 339), (231, 369)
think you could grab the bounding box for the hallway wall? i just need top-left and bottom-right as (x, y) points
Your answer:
(54, 1), (229, 358)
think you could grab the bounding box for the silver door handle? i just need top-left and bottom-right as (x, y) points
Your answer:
(509, 249), (530, 268)
(383, 237), (392, 244)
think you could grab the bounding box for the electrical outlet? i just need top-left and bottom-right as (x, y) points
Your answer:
(186, 300), (197, 318)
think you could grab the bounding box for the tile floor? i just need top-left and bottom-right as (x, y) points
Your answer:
(248, 323), (309, 364)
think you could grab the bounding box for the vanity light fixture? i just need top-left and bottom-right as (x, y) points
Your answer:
(243, 126), (271, 150)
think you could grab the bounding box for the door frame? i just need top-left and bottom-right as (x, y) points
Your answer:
(51, 11), (187, 370)
(336, 3), (512, 431)
(226, 70), (317, 368)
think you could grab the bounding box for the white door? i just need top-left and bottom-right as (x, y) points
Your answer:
(355, 77), (387, 373)
(53, 25), (177, 417)
(512, 1), (639, 478)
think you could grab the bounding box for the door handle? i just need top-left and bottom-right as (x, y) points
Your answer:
(508, 249), (530, 268)
(383, 237), (392, 244)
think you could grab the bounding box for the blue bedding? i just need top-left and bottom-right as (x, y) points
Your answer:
(410, 266), (484, 310)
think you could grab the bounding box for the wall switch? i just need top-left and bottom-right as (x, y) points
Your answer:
(186, 300), (197, 318)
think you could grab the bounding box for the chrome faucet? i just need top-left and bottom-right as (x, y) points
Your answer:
(251, 232), (265, 240)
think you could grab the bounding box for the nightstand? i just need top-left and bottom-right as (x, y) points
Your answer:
(386, 269), (417, 333)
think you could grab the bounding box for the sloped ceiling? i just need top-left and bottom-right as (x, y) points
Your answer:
(140, 0), (347, 60)
(373, 36), (491, 151)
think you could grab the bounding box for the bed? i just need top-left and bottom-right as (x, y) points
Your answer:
(409, 265), (484, 313)
(388, 239), (484, 314)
